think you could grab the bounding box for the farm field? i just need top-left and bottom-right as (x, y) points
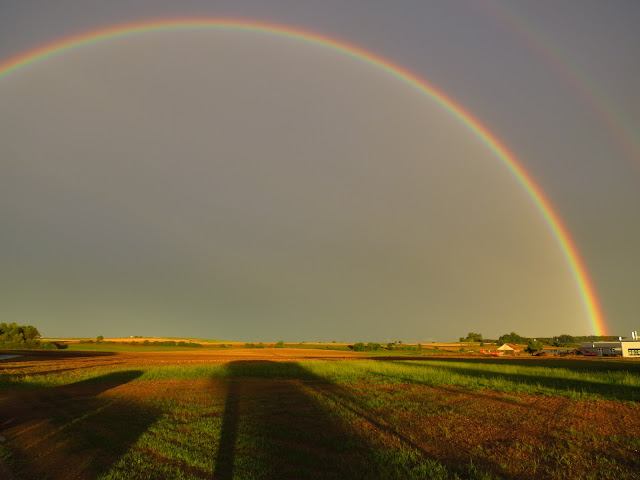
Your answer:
(1, 349), (639, 479)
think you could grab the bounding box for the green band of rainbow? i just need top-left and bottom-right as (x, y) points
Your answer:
(0, 18), (607, 335)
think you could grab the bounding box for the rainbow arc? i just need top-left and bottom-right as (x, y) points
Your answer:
(0, 18), (607, 335)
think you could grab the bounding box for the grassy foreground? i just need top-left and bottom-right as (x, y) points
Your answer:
(1, 355), (639, 479)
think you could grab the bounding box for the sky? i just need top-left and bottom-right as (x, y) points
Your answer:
(1, 1), (638, 342)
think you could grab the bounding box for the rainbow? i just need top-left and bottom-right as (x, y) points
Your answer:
(0, 18), (607, 335)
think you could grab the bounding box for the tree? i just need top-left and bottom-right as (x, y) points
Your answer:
(460, 332), (483, 343)
(275, 340), (285, 348)
(23, 325), (41, 340)
(554, 334), (576, 346)
(525, 339), (543, 354)
(0, 323), (57, 349)
(96, 335), (104, 343)
(498, 332), (526, 345)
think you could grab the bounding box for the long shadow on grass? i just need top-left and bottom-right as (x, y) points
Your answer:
(212, 361), (500, 480)
(0, 370), (159, 480)
(372, 358), (640, 402)
(399, 356), (640, 374)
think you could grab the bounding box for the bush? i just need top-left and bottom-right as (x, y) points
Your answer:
(275, 341), (286, 348)
(351, 342), (382, 352)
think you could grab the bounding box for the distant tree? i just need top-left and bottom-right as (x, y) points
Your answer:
(554, 334), (576, 346)
(96, 335), (104, 343)
(387, 342), (394, 351)
(498, 332), (526, 345)
(525, 339), (543, 354)
(275, 340), (286, 348)
(352, 342), (366, 352)
(0, 323), (54, 349)
(23, 325), (41, 340)
(367, 342), (382, 351)
(460, 332), (483, 343)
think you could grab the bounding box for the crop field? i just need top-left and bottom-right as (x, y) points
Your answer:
(1, 349), (639, 479)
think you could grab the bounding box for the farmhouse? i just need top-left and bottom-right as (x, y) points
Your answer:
(497, 343), (520, 355)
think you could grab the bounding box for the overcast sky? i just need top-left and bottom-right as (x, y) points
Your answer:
(1, 1), (638, 342)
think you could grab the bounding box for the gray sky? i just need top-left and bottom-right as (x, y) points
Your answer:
(1, 0), (638, 341)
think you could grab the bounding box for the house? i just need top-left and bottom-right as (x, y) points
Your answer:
(497, 343), (520, 355)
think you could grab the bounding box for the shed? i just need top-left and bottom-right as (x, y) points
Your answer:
(497, 343), (519, 355)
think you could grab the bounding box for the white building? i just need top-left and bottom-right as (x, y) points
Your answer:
(621, 340), (640, 357)
(578, 331), (640, 357)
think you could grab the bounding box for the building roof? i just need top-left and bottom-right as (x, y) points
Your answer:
(497, 343), (519, 351)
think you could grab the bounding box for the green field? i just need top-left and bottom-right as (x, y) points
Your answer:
(1, 354), (639, 479)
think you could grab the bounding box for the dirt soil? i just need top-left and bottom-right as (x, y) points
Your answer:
(0, 348), (360, 376)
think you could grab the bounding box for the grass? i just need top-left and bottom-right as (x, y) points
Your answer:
(4, 357), (640, 400)
(2, 356), (639, 479)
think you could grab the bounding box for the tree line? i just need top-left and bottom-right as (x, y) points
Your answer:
(460, 331), (619, 347)
(495, 332), (619, 346)
(0, 323), (60, 349)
